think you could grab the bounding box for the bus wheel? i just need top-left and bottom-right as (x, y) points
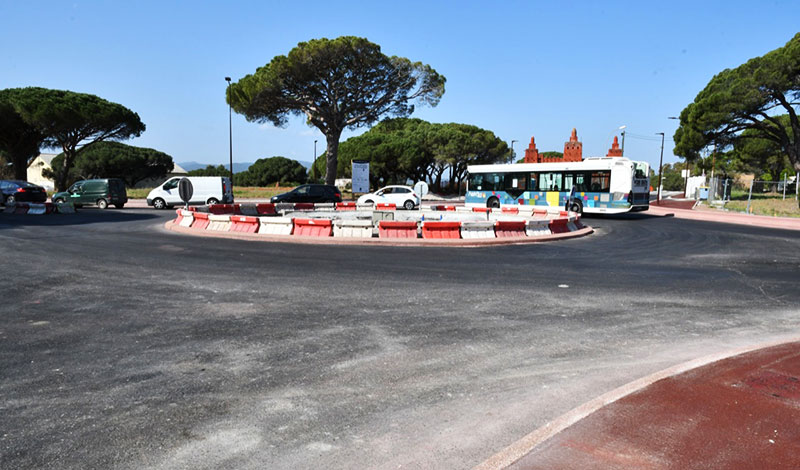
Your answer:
(568, 200), (583, 214)
(487, 197), (500, 209)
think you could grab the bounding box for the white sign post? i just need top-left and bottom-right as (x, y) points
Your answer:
(351, 160), (370, 194)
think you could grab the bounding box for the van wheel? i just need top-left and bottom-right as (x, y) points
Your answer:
(487, 197), (500, 209)
(152, 198), (166, 210)
(97, 198), (109, 210)
(207, 198), (219, 205)
(54, 198), (65, 204)
(403, 200), (415, 210)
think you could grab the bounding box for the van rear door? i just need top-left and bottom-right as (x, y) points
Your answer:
(222, 177), (234, 203)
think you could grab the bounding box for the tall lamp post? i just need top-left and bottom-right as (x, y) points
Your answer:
(619, 125), (627, 156)
(510, 140), (517, 163)
(656, 132), (665, 203)
(225, 77), (233, 187)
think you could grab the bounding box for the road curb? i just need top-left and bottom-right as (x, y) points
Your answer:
(163, 220), (593, 247)
(474, 335), (800, 470)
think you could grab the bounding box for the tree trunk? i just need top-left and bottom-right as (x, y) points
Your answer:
(55, 151), (74, 192)
(324, 131), (342, 186)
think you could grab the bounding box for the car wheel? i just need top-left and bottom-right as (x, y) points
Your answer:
(403, 200), (415, 210)
(6, 195), (16, 205)
(97, 198), (108, 210)
(568, 200), (583, 215)
(207, 198), (219, 205)
(54, 197), (65, 204)
(153, 198), (166, 210)
(487, 197), (500, 209)
(114, 203), (124, 209)
(363, 199), (373, 206)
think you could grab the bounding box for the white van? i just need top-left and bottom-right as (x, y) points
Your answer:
(146, 176), (234, 209)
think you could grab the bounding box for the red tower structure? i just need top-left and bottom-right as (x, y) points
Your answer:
(606, 136), (623, 157)
(523, 129), (584, 163)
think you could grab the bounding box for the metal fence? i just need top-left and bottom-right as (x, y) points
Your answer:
(707, 175), (799, 202)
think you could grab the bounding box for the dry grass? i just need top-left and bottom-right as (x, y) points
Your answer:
(724, 197), (800, 218)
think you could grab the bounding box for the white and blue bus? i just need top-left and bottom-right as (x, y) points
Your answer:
(466, 157), (650, 214)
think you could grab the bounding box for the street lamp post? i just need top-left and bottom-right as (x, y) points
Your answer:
(225, 77), (233, 187)
(656, 132), (665, 203)
(510, 140), (517, 163)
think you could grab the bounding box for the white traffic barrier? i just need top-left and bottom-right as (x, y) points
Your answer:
(460, 221), (496, 239)
(545, 208), (563, 219)
(55, 202), (76, 214)
(517, 206), (534, 218)
(179, 209), (194, 227)
(27, 203), (46, 215)
(238, 204), (259, 216)
(526, 219), (552, 237)
(356, 203), (374, 211)
(454, 206), (472, 213)
(275, 203), (294, 214)
(315, 203), (336, 211)
(567, 215), (579, 232)
(207, 214), (232, 232)
(333, 219), (373, 238)
(258, 216), (293, 235)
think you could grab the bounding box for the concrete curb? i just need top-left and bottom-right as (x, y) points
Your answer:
(163, 220), (593, 247)
(474, 335), (800, 470)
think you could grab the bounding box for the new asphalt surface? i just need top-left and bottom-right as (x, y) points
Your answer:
(1, 206), (799, 469)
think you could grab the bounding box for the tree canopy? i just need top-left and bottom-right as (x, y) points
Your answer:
(0, 99), (45, 180)
(0, 87), (145, 191)
(187, 164), (230, 177)
(228, 36), (445, 186)
(673, 33), (800, 172)
(236, 157), (306, 186)
(311, 118), (508, 192)
(46, 141), (173, 188)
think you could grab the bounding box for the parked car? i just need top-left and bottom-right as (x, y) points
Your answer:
(147, 176), (234, 209)
(270, 184), (342, 204)
(0, 180), (48, 205)
(52, 178), (127, 209)
(357, 185), (420, 210)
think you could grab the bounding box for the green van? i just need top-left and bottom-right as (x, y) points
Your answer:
(52, 178), (128, 209)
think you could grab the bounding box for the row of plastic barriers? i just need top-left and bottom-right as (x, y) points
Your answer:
(0, 202), (76, 214)
(173, 208), (585, 240)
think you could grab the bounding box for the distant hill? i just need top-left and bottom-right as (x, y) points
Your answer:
(178, 161), (253, 173)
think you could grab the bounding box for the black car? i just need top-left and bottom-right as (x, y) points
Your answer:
(0, 180), (48, 205)
(270, 184), (343, 204)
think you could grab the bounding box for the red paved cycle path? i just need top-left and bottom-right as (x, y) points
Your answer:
(501, 341), (800, 470)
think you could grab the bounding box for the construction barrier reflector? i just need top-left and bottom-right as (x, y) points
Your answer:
(258, 216), (293, 235)
(293, 218), (333, 237)
(333, 219), (373, 238)
(376, 203), (396, 211)
(460, 221), (496, 239)
(231, 215), (259, 233)
(336, 202), (357, 211)
(494, 220), (527, 238)
(256, 203), (277, 215)
(238, 204), (259, 216)
(207, 214), (232, 231)
(549, 218), (570, 234)
(421, 221), (461, 239)
(293, 203), (315, 211)
(190, 212), (210, 230)
(526, 219), (552, 237)
(379, 220), (418, 239)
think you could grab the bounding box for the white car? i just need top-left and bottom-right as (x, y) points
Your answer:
(357, 185), (420, 210)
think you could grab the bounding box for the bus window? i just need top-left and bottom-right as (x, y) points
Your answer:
(590, 171), (611, 192)
(538, 172), (563, 191)
(504, 172), (528, 192)
(564, 172), (589, 192)
(528, 173), (537, 190)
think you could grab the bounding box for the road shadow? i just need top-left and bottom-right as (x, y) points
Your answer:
(0, 208), (163, 229)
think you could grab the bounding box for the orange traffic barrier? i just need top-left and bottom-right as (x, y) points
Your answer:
(375, 203), (396, 211)
(549, 218), (569, 234)
(293, 203), (315, 211)
(209, 204), (235, 214)
(256, 203), (276, 215)
(336, 202), (357, 211)
(230, 216), (259, 233)
(292, 218), (333, 236)
(501, 207), (519, 214)
(494, 220), (526, 238)
(421, 221), (461, 239)
(378, 220), (418, 238)
(472, 207), (491, 213)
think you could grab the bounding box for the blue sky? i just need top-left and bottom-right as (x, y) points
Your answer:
(1, 0), (797, 173)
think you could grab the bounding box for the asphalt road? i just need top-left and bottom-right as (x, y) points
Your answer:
(2, 208), (799, 469)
